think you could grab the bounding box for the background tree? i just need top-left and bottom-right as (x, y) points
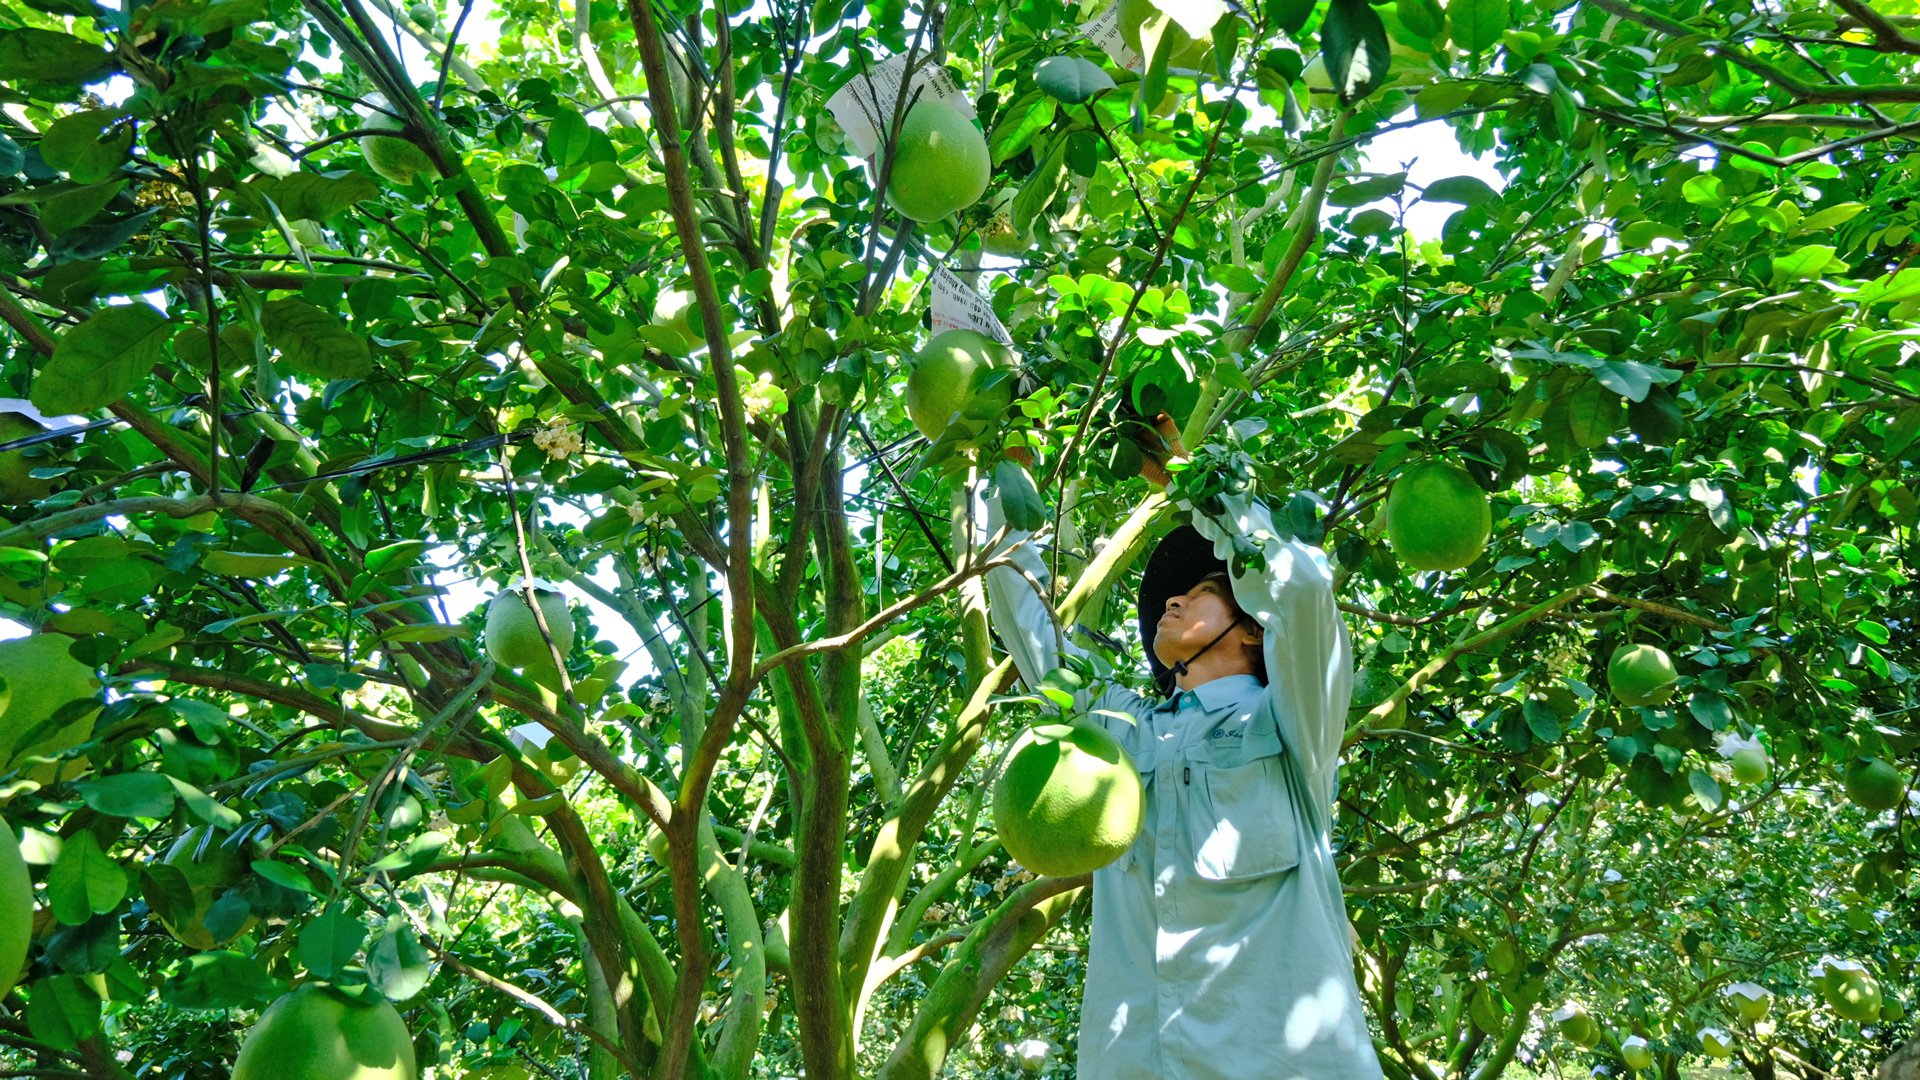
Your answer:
(0, 0), (1914, 1077)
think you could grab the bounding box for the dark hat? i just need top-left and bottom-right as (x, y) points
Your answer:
(1137, 525), (1266, 697)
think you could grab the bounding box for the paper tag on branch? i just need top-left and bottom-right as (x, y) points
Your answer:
(1081, 3), (1142, 73)
(1081, 0), (1233, 74)
(826, 53), (975, 159)
(929, 265), (1011, 344)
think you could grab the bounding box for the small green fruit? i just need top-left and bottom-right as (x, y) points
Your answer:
(1698, 1027), (1733, 1058)
(1552, 1003), (1598, 1048)
(1607, 644), (1678, 707)
(1844, 756), (1907, 812)
(884, 100), (990, 223)
(359, 118), (434, 187)
(0, 413), (53, 504)
(1722, 982), (1771, 1023)
(1730, 746), (1769, 785)
(407, 2), (435, 24)
(1620, 1035), (1653, 1071)
(485, 587), (574, 671)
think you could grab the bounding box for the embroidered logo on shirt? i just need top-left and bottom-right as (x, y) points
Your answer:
(1210, 727), (1243, 740)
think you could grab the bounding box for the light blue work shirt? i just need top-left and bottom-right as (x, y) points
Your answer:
(979, 488), (1382, 1079)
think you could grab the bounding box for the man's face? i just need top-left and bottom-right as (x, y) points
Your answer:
(1151, 577), (1249, 668)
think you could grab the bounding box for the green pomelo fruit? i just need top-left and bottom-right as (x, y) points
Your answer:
(359, 119), (434, 187)
(1881, 997), (1905, 1022)
(1699, 1028), (1733, 1058)
(1620, 1038), (1653, 1071)
(904, 329), (1013, 442)
(1351, 667), (1407, 729)
(1384, 461), (1491, 572)
(232, 984), (417, 1080)
(0, 634), (100, 778)
(484, 588), (573, 671)
(1116, 0), (1213, 69)
(1726, 985), (1771, 1022)
(1607, 644), (1678, 707)
(992, 723), (1143, 877)
(1844, 756), (1906, 812)
(1554, 1007), (1597, 1048)
(0, 818), (31, 1000)
(884, 101), (990, 223)
(407, 2), (435, 24)
(1730, 746), (1769, 785)
(160, 827), (253, 950)
(0, 413), (53, 504)
(1827, 971), (1882, 1022)
(1302, 54), (1334, 92)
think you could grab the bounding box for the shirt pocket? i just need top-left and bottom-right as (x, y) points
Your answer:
(1184, 716), (1299, 881)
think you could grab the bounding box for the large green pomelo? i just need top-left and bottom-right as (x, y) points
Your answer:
(0, 818), (31, 1000)
(1607, 644), (1677, 707)
(884, 101), (990, 223)
(905, 329), (1013, 442)
(484, 588), (573, 671)
(1620, 1036), (1653, 1071)
(0, 413), (53, 504)
(0, 634), (100, 778)
(1844, 756), (1906, 812)
(359, 118), (434, 187)
(231, 984), (417, 1080)
(1826, 970), (1882, 1022)
(1384, 461), (1491, 572)
(992, 723), (1143, 877)
(1699, 1028), (1733, 1058)
(1350, 667), (1406, 729)
(159, 827), (253, 950)
(1116, 0), (1213, 69)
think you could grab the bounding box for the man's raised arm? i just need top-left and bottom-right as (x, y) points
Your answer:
(1181, 492), (1354, 813)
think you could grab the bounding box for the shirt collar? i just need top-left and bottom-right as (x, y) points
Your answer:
(1156, 673), (1264, 715)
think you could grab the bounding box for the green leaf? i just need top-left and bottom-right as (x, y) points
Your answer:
(1448, 0), (1508, 52)
(1688, 769), (1724, 813)
(546, 109), (591, 167)
(39, 109), (132, 184)
(1521, 698), (1562, 744)
(1567, 378), (1623, 448)
(249, 172), (380, 222)
(26, 976), (101, 1051)
(365, 539), (428, 575)
(988, 93), (1056, 165)
(162, 951), (284, 1011)
(1770, 244), (1840, 287)
(1012, 135), (1067, 238)
(367, 919), (432, 1001)
(298, 908), (366, 980)
(1422, 175), (1499, 207)
(40, 180), (125, 236)
(1323, 0), (1393, 104)
(249, 858), (319, 894)
(48, 833), (126, 925)
(992, 460), (1046, 532)
(0, 28), (113, 84)
(1856, 619), (1890, 645)
(201, 551), (325, 579)
(31, 302), (172, 415)
(364, 830), (450, 880)
(260, 298), (373, 379)
(1268, 0), (1315, 34)
(1398, 0), (1446, 40)
(1033, 56), (1115, 104)
(73, 773), (175, 819)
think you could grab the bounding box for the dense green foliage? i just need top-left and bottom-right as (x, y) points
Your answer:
(0, 0), (1915, 1076)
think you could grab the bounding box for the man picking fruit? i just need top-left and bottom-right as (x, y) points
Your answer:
(978, 422), (1382, 1079)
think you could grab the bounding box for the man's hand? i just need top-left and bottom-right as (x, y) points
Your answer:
(1136, 412), (1186, 489)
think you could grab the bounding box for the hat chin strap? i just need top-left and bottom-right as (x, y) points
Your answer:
(1168, 614), (1247, 680)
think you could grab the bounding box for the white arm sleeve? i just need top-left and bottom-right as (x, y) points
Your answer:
(1181, 492), (1354, 810)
